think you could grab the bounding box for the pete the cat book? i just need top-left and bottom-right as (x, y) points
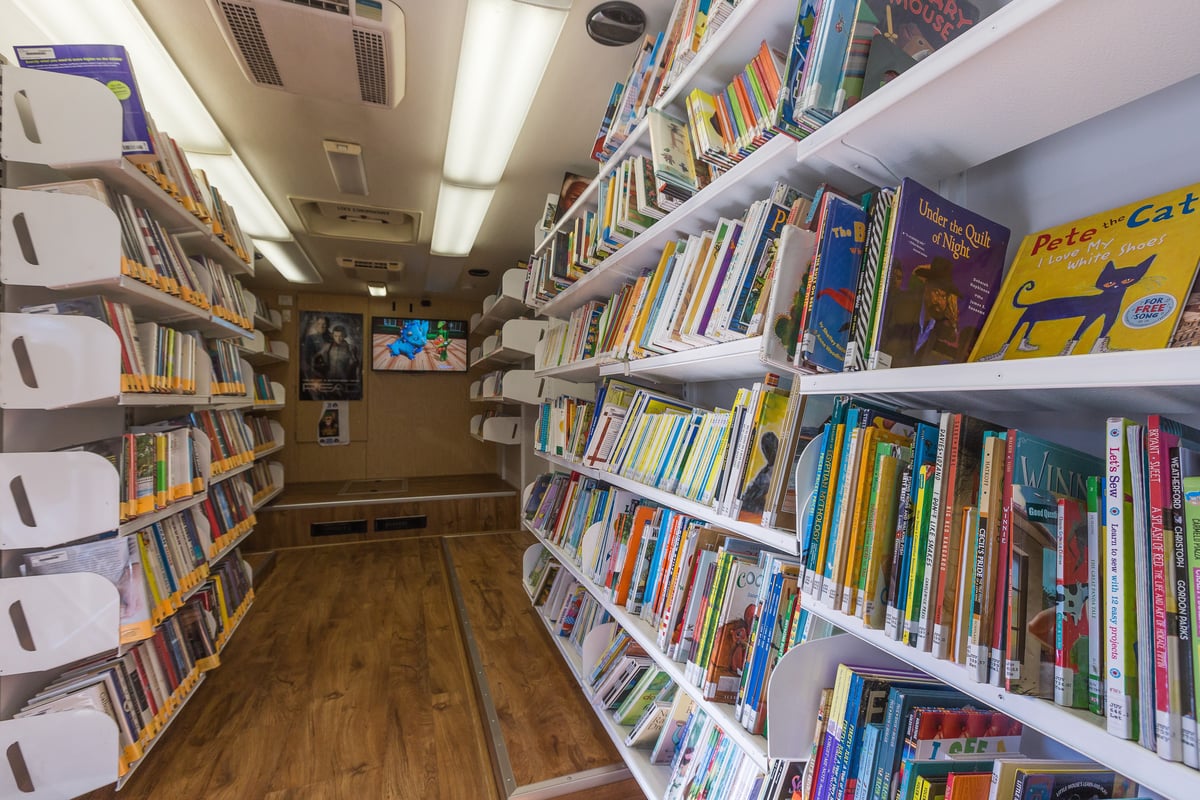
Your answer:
(971, 181), (1200, 361)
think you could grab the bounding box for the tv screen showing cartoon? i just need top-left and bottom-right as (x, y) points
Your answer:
(371, 317), (469, 372)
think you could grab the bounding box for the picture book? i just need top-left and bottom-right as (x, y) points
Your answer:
(736, 385), (792, 522)
(1004, 484), (1059, 699)
(870, 178), (1011, 369)
(15, 44), (156, 163)
(1010, 765), (1139, 799)
(801, 194), (868, 372)
(943, 771), (991, 800)
(773, 0), (820, 140)
(971, 181), (1200, 361)
(762, 224), (819, 369)
(1054, 496), (1091, 710)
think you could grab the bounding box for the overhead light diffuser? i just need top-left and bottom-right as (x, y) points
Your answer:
(430, 182), (496, 257)
(442, 0), (569, 186)
(188, 151), (291, 240)
(367, 282), (387, 297)
(323, 140), (369, 196)
(11, 0), (229, 153)
(254, 238), (323, 284)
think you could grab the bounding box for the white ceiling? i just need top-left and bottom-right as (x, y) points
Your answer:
(0, 0), (672, 299)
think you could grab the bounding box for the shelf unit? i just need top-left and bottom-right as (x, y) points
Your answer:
(242, 290), (287, 513)
(472, 370), (594, 406)
(469, 414), (523, 445)
(469, 267), (530, 338)
(522, 512), (770, 771)
(239, 330), (290, 367)
(0, 64), (263, 796)
(469, 318), (550, 369)
(516, 0), (1200, 797)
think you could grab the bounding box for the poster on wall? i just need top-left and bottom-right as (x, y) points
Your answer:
(317, 401), (349, 446)
(299, 310), (363, 401)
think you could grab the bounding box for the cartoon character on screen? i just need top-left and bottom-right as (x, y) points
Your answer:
(386, 319), (429, 360)
(432, 321), (451, 363)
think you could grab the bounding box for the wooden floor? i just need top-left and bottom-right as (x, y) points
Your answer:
(79, 534), (643, 800)
(446, 531), (629, 789)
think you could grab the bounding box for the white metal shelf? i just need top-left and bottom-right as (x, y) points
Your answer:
(524, 519), (770, 770)
(800, 597), (1199, 800)
(0, 711), (119, 798)
(253, 310), (282, 332)
(786, 347), (1200, 414)
(469, 414), (523, 445)
(537, 451), (601, 481)
(470, 319), (549, 368)
(533, 355), (613, 381)
(470, 268), (530, 338)
(117, 491), (209, 537)
(599, 337), (766, 384)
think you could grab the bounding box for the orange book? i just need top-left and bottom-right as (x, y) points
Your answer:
(944, 772), (991, 800)
(614, 504), (659, 605)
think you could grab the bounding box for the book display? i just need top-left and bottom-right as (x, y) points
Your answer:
(0, 63), (269, 794)
(516, 1), (1200, 798)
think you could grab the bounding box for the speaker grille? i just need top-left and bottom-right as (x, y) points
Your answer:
(219, 2), (284, 87)
(353, 28), (388, 105)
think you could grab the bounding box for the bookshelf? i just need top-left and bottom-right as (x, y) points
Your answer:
(0, 64), (262, 796)
(469, 267), (531, 339)
(518, 0), (1200, 797)
(242, 289), (286, 511)
(469, 318), (549, 369)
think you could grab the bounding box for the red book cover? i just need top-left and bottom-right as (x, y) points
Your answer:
(1146, 416), (1180, 760)
(128, 646), (159, 718)
(152, 630), (181, 691)
(989, 430), (1019, 684)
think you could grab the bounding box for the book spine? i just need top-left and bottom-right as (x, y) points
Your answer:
(1106, 418), (1136, 739)
(1086, 475), (1105, 716)
(990, 432), (1017, 687)
(1184, 474), (1200, 774)
(885, 464), (914, 640)
(1148, 421), (1183, 761)
(1169, 443), (1200, 767)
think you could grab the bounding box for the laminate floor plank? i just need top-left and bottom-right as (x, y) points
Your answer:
(79, 540), (499, 800)
(447, 531), (629, 790)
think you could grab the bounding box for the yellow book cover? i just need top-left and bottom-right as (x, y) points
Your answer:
(628, 241), (679, 358)
(860, 446), (909, 628)
(701, 394), (746, 504)
(971, 182), (1200, 360)
(736, 387), (790, 523)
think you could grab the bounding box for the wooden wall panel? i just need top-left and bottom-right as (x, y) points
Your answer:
(248, 495), (519, 551)
(256, 291), (499, 483)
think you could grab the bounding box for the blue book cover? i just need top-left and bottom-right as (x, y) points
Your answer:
(776, 0), (822, 138)
(728, 202), (792, 335)
(803, 194), (868, 371)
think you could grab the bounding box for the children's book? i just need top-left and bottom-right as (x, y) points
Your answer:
(1004, 484), (1060, 699)
(800, 193), (868, 372)
(870, 178), (1011, 369)
(1054, 496), (1091, 710)
(971, 181), (1200, 361)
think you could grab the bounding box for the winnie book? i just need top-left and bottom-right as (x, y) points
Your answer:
(870, 178), (1011, 369)
(971, 181), (1200, 361)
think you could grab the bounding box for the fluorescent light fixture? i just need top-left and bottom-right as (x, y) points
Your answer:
(323, 140), (369, 196)
(188, 151), (291, 240)
(431, 182), (496, 257)
(11, 0), (229, 153)
(367, 282), (387, 297)
(442, 0), (569, 186)
(254, 238), (323, 284)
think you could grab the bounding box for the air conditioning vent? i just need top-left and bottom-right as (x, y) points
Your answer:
(208, 0), (405, 106)
(292, 197), (421, 243)
(337, 257), (404, 281)
(218, 2), (284, 86)
(281, 0), (349, 14)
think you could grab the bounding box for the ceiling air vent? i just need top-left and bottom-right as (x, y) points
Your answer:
(208, 0), (405, 106)
(291, 198), (421, 243)
(337, 257), (404, 281)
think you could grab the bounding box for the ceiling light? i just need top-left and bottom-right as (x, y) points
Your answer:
(442, 0), (569, 186)
(431, 182), (496, 257)
(323, 140), (369, 196)
(254, 238), (323, 284)
(10, 0), (229, 153)
(188, 151), (291, 240)
(367, 282), (387, 297)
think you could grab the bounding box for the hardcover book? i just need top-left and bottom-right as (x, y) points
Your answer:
(801, 194), (868, 372)
(870, 178), (1011, 369)
(972, 181), (1200, 361)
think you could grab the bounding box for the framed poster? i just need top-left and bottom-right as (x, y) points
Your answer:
(299, 310), (363, 401)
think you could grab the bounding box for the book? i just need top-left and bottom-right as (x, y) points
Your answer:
(1054, 496), (1092, 710)
(1106, 418), (1139, 739)
(1004, 484), (1064, 699)
(800, 193), (868, 372)
(972, 181), (1200, 361)
(870, 178), (1011, 369)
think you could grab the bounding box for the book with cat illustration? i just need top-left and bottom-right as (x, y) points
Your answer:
(868, 178), (1012, 370)
(971, 181), (1200, 361)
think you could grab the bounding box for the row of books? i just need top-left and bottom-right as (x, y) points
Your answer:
(524, 471), (829, 737)
(208, 339), (246, 396)
(13, 551), (253, 775)
(591, 0), (739, 164)
(187, 409), (255, 475)
(246, 414), (279, 452)
(252, 372), (278, 403)
(16, 44), (253, 267)
(22, 295), (204, 394)
(246, 460), (278, 503)
(200, 476), (257, 557)
(791, 661), (1146, 800)
(199, 252), (253, 330)
(534, 394), (595, 461)
(67, 426), (203, 521)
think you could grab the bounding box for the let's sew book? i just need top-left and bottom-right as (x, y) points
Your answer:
(971, 181), (1200, 361)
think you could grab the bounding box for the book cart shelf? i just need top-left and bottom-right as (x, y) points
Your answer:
(242, 291), (287, 510)
(0, 65), (263, 795)
(519, 1), (1200, 798)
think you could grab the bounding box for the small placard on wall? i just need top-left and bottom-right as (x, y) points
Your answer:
(317, 401), (350, 446)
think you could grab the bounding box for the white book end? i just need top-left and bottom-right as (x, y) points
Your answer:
(0, 313), (122, 409)
(0, 452), (119, 549)
(0, 574), (119, 675)
(0, 65), (122, 167)
(0, 712), (119, 798)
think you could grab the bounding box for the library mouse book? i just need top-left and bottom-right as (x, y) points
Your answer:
(971, 181), (1200, 361)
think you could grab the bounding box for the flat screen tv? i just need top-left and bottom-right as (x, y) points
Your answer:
(371, 317), (469, 372)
